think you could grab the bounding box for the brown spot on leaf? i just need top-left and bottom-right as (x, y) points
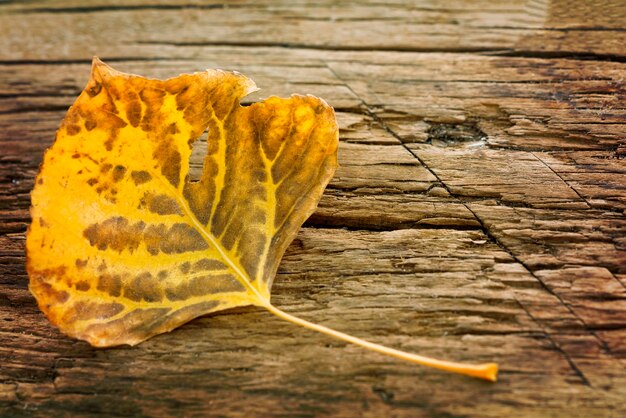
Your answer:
(167, 122), (180, 135)
(140, 193), (182, 216)
(238, 230), (266, 281)
(30, 271), (70, 306)
(164, 223), (208, 253)
(97, 273), (122, 297)
(85, 119), (97, 131)
(153, 141), (181, 188)
(192, 258), (228, 272)
(125, 272), (163, 303)
(131, 170), (152, 185)
(75, 259), (88, 269)
(179, 262), (191, 274)
(65, 301), (124, 322)
(144, 223), (208, 255)
(99, 113), (128, 151)
(112, 165), (126, 182)
(31, 278), (70, 306)
(66, 125), (81, 136)
(75, 281), (91, 291)
(167, 301), (220, 323)
(83, 217), (145, 253)
(86, 81), (102, 97)
(139, 87), (166, 132)
(83, 307), (170, 346)
(126, 99), (142, 127)
(166, 273), (243, 301)
(143, 224), (166, 255)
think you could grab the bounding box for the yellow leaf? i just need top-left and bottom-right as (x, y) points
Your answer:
(27, 58), (497, 381)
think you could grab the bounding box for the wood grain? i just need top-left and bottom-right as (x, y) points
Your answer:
(1, 1), (625, 417)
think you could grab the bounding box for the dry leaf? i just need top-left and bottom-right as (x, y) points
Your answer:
(27, 58), (497, 381)
(27, 57), (337, 344)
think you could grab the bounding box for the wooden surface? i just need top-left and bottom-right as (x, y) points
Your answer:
(1, 1), (625, 416)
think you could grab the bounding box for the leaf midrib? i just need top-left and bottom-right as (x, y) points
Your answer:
(129, 115), (268, 307)
(150, 160), (268, 307)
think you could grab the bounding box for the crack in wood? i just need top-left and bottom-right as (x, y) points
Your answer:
(369, 106), (603, 387)
(323, 60), (619, 386)
(531, 151), (592, 209)
(514, 301), (592, 386)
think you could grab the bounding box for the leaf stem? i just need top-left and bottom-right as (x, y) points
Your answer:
(261, 302), (498, 382)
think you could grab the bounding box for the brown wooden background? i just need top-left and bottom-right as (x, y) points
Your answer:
(1, 1), (625, 416)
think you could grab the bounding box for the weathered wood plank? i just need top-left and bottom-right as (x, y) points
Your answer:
(408, 145), (587, 208)
(327, 55), (626, 151)
(2, 1), (625, 59)
(469, 204), (626, 274)
(1, 0), (625, 416)
(1, 227), (621, 416)
(535, 151), (626, 212)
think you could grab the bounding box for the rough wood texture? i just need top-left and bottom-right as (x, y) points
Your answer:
(1, 1), (625, 417)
